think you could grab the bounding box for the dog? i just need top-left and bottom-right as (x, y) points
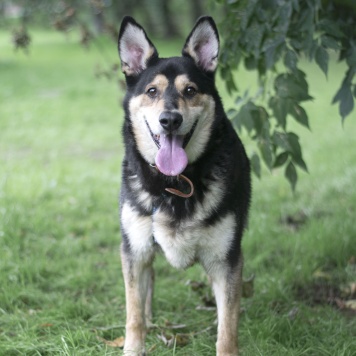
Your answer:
(118, 15), (251, 356)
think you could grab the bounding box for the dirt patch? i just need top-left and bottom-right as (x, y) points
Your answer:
(294, 280), (356, 317)
(280, 210), (308, 231)
(279, 209), (332, 232)
(294, 281), (341, 306)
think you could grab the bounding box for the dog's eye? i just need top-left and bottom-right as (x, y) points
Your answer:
(146, 87), (158, 98)
(184, 86), (197, 97)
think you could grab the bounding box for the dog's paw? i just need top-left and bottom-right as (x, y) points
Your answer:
(123, 349), (146, 356)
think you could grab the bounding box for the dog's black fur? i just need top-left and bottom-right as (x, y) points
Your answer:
(118, 16), (251, 355)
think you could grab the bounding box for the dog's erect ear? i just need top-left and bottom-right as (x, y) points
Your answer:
(118, 16), (158, 76)
(182, 16), (219, 73)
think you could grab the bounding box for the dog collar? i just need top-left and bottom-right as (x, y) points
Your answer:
(149, 164), (194, 198)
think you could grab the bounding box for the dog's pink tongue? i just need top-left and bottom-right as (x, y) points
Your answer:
(155, 134), (188, 176)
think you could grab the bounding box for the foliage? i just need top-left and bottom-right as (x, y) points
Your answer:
(2, 0), (204, 40)
(4, 0), (356, 191)
(3, 0), (206, 82)
(218, 0), (356, 190)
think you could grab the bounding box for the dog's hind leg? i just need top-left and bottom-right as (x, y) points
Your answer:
(210, 254), (244, 356)
(121, 247), (153, 355)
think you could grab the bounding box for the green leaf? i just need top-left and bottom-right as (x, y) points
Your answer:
(284, 49), (298, 72)
(244, 56), (258, 70)
(291, 0), (299, 12)
(285, 161), (297, 191)
(321, 35), (341, 51)
(285, 132), (308, 172)
(269, 97), (289, 129)
(250, 152), (261, 178)
(244, 21), (265, 57)
(274, 2), (292, 33)
(258, 138), (273, 170)
(292, 155), (308, 172)
(315, 46), (329, 76)
(251, 106), (269, 136)
(234, 102), (254, 133)
(233, 109), (246, 132)
(227, 108), (238, 122)
(272, 131), (292, 151)
(289, 103), (310, 129)
(240, 0), (259, 30)
(304, 34), (316, 59)
(272, 132), (307, 171)
(332, 78), (355, 121)
(298, 8), (314, 32)
(274, 73), (313, 101)
(274, 151), (289, 168)
(346, 48), (356, 68)
(234, 90), (249, 106)
(290, 38), (303, 51)
(262, 36), (285, 70)
(317, 19), (344, 39)
(261, 35), (285, 52)
(339, 86), (354, 121)
(227, 79), (238, 94)
(286, 132), (302, 158)
(294, 69), (308, 84)
(220, 65), (238, 94)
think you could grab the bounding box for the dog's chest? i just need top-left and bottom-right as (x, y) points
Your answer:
(123, 173), (236, 270)
(152, 208), (236, 270)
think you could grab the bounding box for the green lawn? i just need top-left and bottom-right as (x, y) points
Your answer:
(1, 29), (356, 355)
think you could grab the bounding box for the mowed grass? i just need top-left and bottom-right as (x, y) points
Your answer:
(1, 29), (356, 355)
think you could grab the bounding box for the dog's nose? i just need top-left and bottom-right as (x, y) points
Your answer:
(159, 111), (183, 132)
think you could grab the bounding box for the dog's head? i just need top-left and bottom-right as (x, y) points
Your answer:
(118, 16), (220, 176)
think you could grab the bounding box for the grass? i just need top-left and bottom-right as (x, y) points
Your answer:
(1, 29), (356, 355)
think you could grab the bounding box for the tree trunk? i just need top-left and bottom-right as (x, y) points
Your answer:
(191, 0), (205, 22)
(92, 9), (105, 34)
(160, 0), (180, 38)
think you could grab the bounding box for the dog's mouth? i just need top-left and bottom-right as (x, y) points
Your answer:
(145, 120), (198, 176)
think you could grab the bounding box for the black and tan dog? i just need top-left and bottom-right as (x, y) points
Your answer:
(118, 16), (251, 355)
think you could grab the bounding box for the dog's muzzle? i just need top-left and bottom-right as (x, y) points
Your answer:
(144, 118), (198, 176)
(145, 119), (198, 149)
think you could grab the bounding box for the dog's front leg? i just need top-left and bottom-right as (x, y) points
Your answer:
(210, 255), (243, 356)
(144, 266), (154, 328)
(121, 247), (152, 355)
